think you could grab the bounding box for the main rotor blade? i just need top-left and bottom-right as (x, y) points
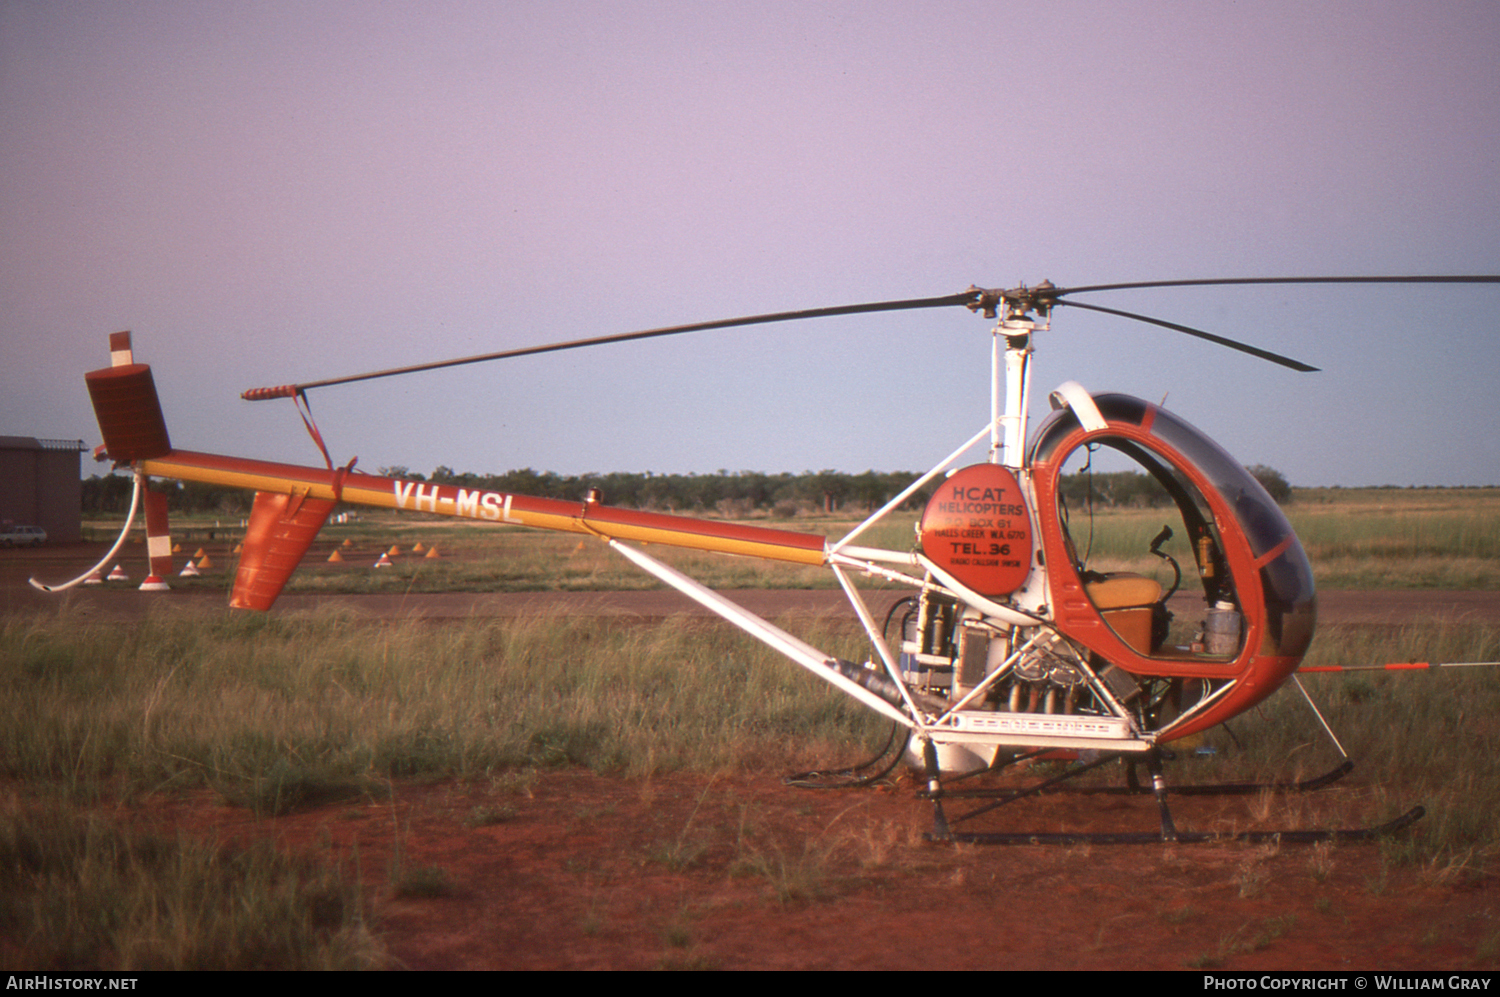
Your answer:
(1043, 274), (1500, 371)
(242, 290), (979, 399)
(1054, 299), (1320, 371)
(240, 274), (1499, 399)
(1052, 274), (1500, 297)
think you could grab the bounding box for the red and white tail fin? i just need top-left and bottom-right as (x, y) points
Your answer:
(86, 331), (172, 465)
(35, 331), (346, 609)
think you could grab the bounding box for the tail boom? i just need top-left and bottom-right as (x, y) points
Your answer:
(82, 339), (828, 612)
(139, 450), (829, 567)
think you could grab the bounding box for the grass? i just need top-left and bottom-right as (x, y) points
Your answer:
(730, 835), (846, 906)
(0, 800), (379, 971)
(1289, 488), (1500, 589)
(85, 486), (1500, 594)
(1016, 486), (1500, 591)
(9, 561), (1500, 878)
(389, 866), (453, 899)
(647, 781), (716, 871)
(0, 608), (890, 800)
(19, 488), (1500, 966)
(1307, 840), (1335, 882)
(1172, 619), (1500, 865)
(86, 509), (920, 596)
(1185, 914), (1299, 968)
(0, 601), (886, 968)
(463, 803), (518, 827)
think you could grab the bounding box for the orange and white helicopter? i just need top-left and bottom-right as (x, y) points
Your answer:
(38, 275), (1500, 844)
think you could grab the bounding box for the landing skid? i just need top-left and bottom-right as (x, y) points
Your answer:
(921, 750), (1425, 846)
(939, 806), (1427, 846)
(1119, 757), (1355, 797)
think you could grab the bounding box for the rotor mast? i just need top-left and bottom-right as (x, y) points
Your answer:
(973, 283), (1054, 469)
(992, 316), (1036, 468)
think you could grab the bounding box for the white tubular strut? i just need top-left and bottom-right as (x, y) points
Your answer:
(29, 470), (145, 592)
(830, 563), (932, 726)
(608, 540), (916, 729)
(831, 420), (993, 556)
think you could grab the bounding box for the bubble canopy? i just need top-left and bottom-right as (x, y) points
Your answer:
(1029, 393), (1316, 667)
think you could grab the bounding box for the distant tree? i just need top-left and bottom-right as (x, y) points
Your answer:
(850, 471), (884, 512)
(1057, 470), (1171, 509)
(81, 473), (134, 514)
(1247, 464), (1293, 504)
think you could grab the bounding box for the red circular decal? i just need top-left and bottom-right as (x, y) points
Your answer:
(919, 464), (1034, 597)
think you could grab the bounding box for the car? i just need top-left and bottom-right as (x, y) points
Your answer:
(0, 525), (47, 547)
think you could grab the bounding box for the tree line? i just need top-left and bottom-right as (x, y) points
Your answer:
(1054, 465), (1292, 507)
(400, 466), (921, 517)
(80, 463), (1294, 517)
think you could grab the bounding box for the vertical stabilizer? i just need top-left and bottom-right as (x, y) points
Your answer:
(230, 491), (337, 610)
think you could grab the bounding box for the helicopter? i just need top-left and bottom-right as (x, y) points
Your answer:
(38, 274), (1500, 845)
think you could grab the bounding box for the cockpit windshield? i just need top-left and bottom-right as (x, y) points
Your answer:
(1031, 394), (1315, 662)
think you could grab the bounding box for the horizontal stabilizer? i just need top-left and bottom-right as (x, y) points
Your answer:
(230, 491), (337, 610)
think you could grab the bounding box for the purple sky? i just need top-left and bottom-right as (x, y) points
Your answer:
(4, 1), (1499, 486)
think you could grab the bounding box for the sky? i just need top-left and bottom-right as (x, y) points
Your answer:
(3, 0), (1498, 488)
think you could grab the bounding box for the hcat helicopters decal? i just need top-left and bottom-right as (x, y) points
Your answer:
(38, 275), (1500, 844)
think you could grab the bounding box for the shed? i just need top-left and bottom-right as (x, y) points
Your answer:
(0, 436), (86, 543)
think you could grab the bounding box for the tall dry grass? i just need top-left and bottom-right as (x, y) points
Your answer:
(1185, 620), (1500, 864)
(3, 602), (1497, 968)
(0, 607), (890, 968)
(0, 800), (380, 970)
(144, 512), (919, 596)
(1030, 487), (1500, 590)
(0, 607), (888, 807)
(1288, 488), (1500, 589)
(98, 486), (1500, 595)
(6, 607), (1497, 858)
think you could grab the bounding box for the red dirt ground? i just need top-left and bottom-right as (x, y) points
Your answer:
(6, 545), (1500, 970)
(106, 769), (1497, 971)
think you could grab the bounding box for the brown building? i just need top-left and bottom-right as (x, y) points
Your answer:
(0, 436), (86, 543)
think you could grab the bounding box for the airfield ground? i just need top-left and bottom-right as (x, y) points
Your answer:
(4, 544), (1499, 970)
